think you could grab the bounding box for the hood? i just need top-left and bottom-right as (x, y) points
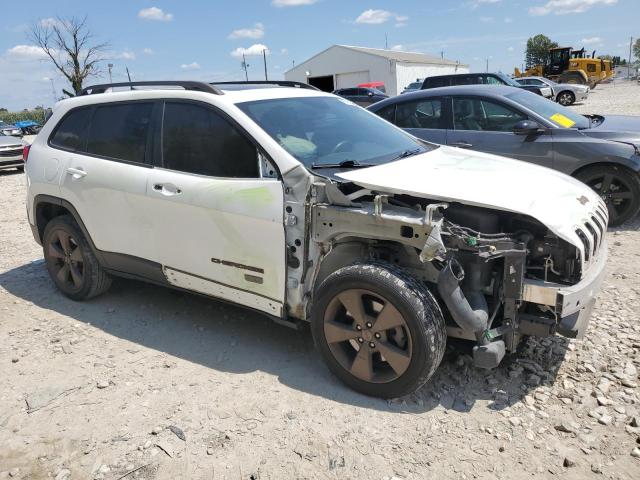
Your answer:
(581, 115), (640, 147)
(336, 146), (605, 247)
(0, 135), (24, 147)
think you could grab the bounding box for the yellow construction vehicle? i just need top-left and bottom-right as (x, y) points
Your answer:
(515, 47), (610, 88)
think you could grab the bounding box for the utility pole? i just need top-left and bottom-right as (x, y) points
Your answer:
(629, 36), (633, 79)
(49, 78), (57, 103)
(242, 53), (249, 81)
(108, 63), (113, 83)
(385, 33), (388, 50)
(263, 49), (268, 81)
(486, 58), (489, 73)
(440, 50), (444, 59)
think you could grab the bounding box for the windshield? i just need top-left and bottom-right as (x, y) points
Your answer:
(505, 90), (591, 129)
(496, 72), (522, 87)
(237, 96), (432, 170)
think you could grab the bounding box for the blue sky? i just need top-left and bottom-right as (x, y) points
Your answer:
(0, 0), (637, 110)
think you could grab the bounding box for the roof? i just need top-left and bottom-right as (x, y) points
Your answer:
(367, 85), (522, 110)
(285, 45), (467, 74)
(338, 45), (466, 67)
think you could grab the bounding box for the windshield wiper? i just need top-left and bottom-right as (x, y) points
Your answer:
(391, 148), (423, 161)
(311, 159), (374, 169)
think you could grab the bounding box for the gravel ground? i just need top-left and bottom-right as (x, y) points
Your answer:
(1, 83), (640, 480)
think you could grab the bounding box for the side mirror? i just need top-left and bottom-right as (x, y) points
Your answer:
(367, 91), (374, 96)
(513, 119), (543, 135)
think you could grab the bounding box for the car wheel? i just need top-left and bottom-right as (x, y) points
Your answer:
(43, 215), (112, 300)
(557, 91), (575, 106)
(575, 165), (640, 226)
(311, 262), (446, 398)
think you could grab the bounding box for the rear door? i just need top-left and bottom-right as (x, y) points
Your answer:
(392, 97), (448, 144)
(144, 100), (286, 316)
(56, 101), (157, 260)
(446, 96), (554, 168)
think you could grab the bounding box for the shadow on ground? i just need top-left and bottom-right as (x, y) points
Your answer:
(1, 260), (571, 414)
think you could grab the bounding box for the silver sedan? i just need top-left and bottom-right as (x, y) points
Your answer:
(516, 76), (589, 106)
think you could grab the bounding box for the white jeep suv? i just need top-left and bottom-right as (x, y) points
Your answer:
(26, 80), (608, 398)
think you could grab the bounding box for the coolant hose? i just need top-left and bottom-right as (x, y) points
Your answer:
(437, 259), (490, 344)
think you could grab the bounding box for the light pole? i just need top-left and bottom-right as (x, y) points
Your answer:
(242, 54), (249, 81)
(108, 63), (113, 83)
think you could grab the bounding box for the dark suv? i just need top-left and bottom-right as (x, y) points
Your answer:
(422, 73), (553, 98)
(332, 87), (388, 106)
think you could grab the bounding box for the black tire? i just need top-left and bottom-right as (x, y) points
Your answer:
(311, 262), (446, 398)
(42, 215), (111, 300)
(575, 165), (640, 226)
(556, 90), (575, 106)
(559, 71), (587, 86)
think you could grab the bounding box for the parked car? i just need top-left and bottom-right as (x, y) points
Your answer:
(333, 87), (388, 106)
(516, 76), (589, 106)
(26, 80), (607, 398)
(14, 120), (43, 135)
(422, 72), (554, 98)
(0, 135), (25, 171)
(401, 79), (424, 94)
(0, 121), (22, 137)
(368, 85), (640, 225)
(357, 81), (386, 94)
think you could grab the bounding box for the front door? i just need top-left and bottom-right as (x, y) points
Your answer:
(446, 97), (554, 169)
(145, 100), (286, 316)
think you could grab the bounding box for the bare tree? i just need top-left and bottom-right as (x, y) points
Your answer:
(30, 16), (109, 97)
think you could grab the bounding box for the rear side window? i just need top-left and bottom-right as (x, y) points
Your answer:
(396, 99), (444, 129)
(162, 102), (258, 178)
(86, 103), (153, 163)
(50, 107), (93, 151)
(424, 77), (448, 88)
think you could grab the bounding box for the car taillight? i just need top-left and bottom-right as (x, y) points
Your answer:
(23, 144), (30, 162)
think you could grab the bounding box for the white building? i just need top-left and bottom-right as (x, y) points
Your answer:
(285, 45), (469, 96)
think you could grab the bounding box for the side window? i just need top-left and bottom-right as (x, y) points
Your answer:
(453, 98), (527, 132)
(86, 103), (153, 163)
(162, 102), (259, 178)
(425, 77), (447, 88)
(485, 76), (503, 85)
(49, 107), (93, 151)
(375, 105), (396, 123)
(587, 63), (597, 73)
(396, 99), (444, 129)
(340, 88), (357, 96)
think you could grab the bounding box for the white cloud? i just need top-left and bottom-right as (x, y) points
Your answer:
(272, 0), (317, 6)
(6, 45), (48, 60)
(230, 44), (269, 58)
(142, 48), (154, 55)
(355, 9), (408, 25)
(280, 48), (288, 55)
(228, 23), (264, 40)
(138, 7), (174, 22)
(504, 16), (513, 23)
(507, 46), (515, 52)
(472, 0), (501, 7)
(479, 16), (494, 22)
(391, 44), (404, 51)
(529, 0), (617, 16)
(38, 18), (60, 28)
(180, 62), (201, 70)
(581, 36), (603, 44)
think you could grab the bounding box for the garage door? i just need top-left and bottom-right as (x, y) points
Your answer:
(335, 71), (370, 89)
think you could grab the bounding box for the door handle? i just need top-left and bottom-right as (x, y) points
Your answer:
(153, 183), (182, 196)
(451, 142), (473, 149)
(66, 167), (87, 178)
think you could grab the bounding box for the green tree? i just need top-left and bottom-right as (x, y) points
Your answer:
(29, 16), (109, 97)
(525, 34), (558, 68)
(633, 38), (640, 60)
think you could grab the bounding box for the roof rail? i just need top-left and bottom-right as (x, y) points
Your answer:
(80, 81), (223, 96)
(212, 80), (319, 91)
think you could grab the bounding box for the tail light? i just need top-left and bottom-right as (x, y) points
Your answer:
(23, 144), (30, 162)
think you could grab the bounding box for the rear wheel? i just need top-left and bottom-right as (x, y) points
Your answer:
(575, 165), (640, 226)
(43, 215), (111, 300)
(556, 91), (575, 106)
(311, 263), (446, 398)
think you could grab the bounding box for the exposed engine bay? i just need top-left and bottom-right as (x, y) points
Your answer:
(285, 177), (592, 370)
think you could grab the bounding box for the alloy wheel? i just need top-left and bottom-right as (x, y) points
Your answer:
(323, 288), (412, 384)
(557, 92), (574, 106)
(47, 229), (85, 291)
(583, 171), (635, 225)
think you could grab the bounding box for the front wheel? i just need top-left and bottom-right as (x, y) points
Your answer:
(575, 165), (640, 226)
(311, 263), (446, 398)
(556, 91), (575, 106)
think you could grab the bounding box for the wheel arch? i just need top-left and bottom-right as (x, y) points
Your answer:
(570, 161), (640, 179)
(34, 195), (100, 257)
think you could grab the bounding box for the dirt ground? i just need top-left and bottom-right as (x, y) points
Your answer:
(1, 81), (640, 480)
